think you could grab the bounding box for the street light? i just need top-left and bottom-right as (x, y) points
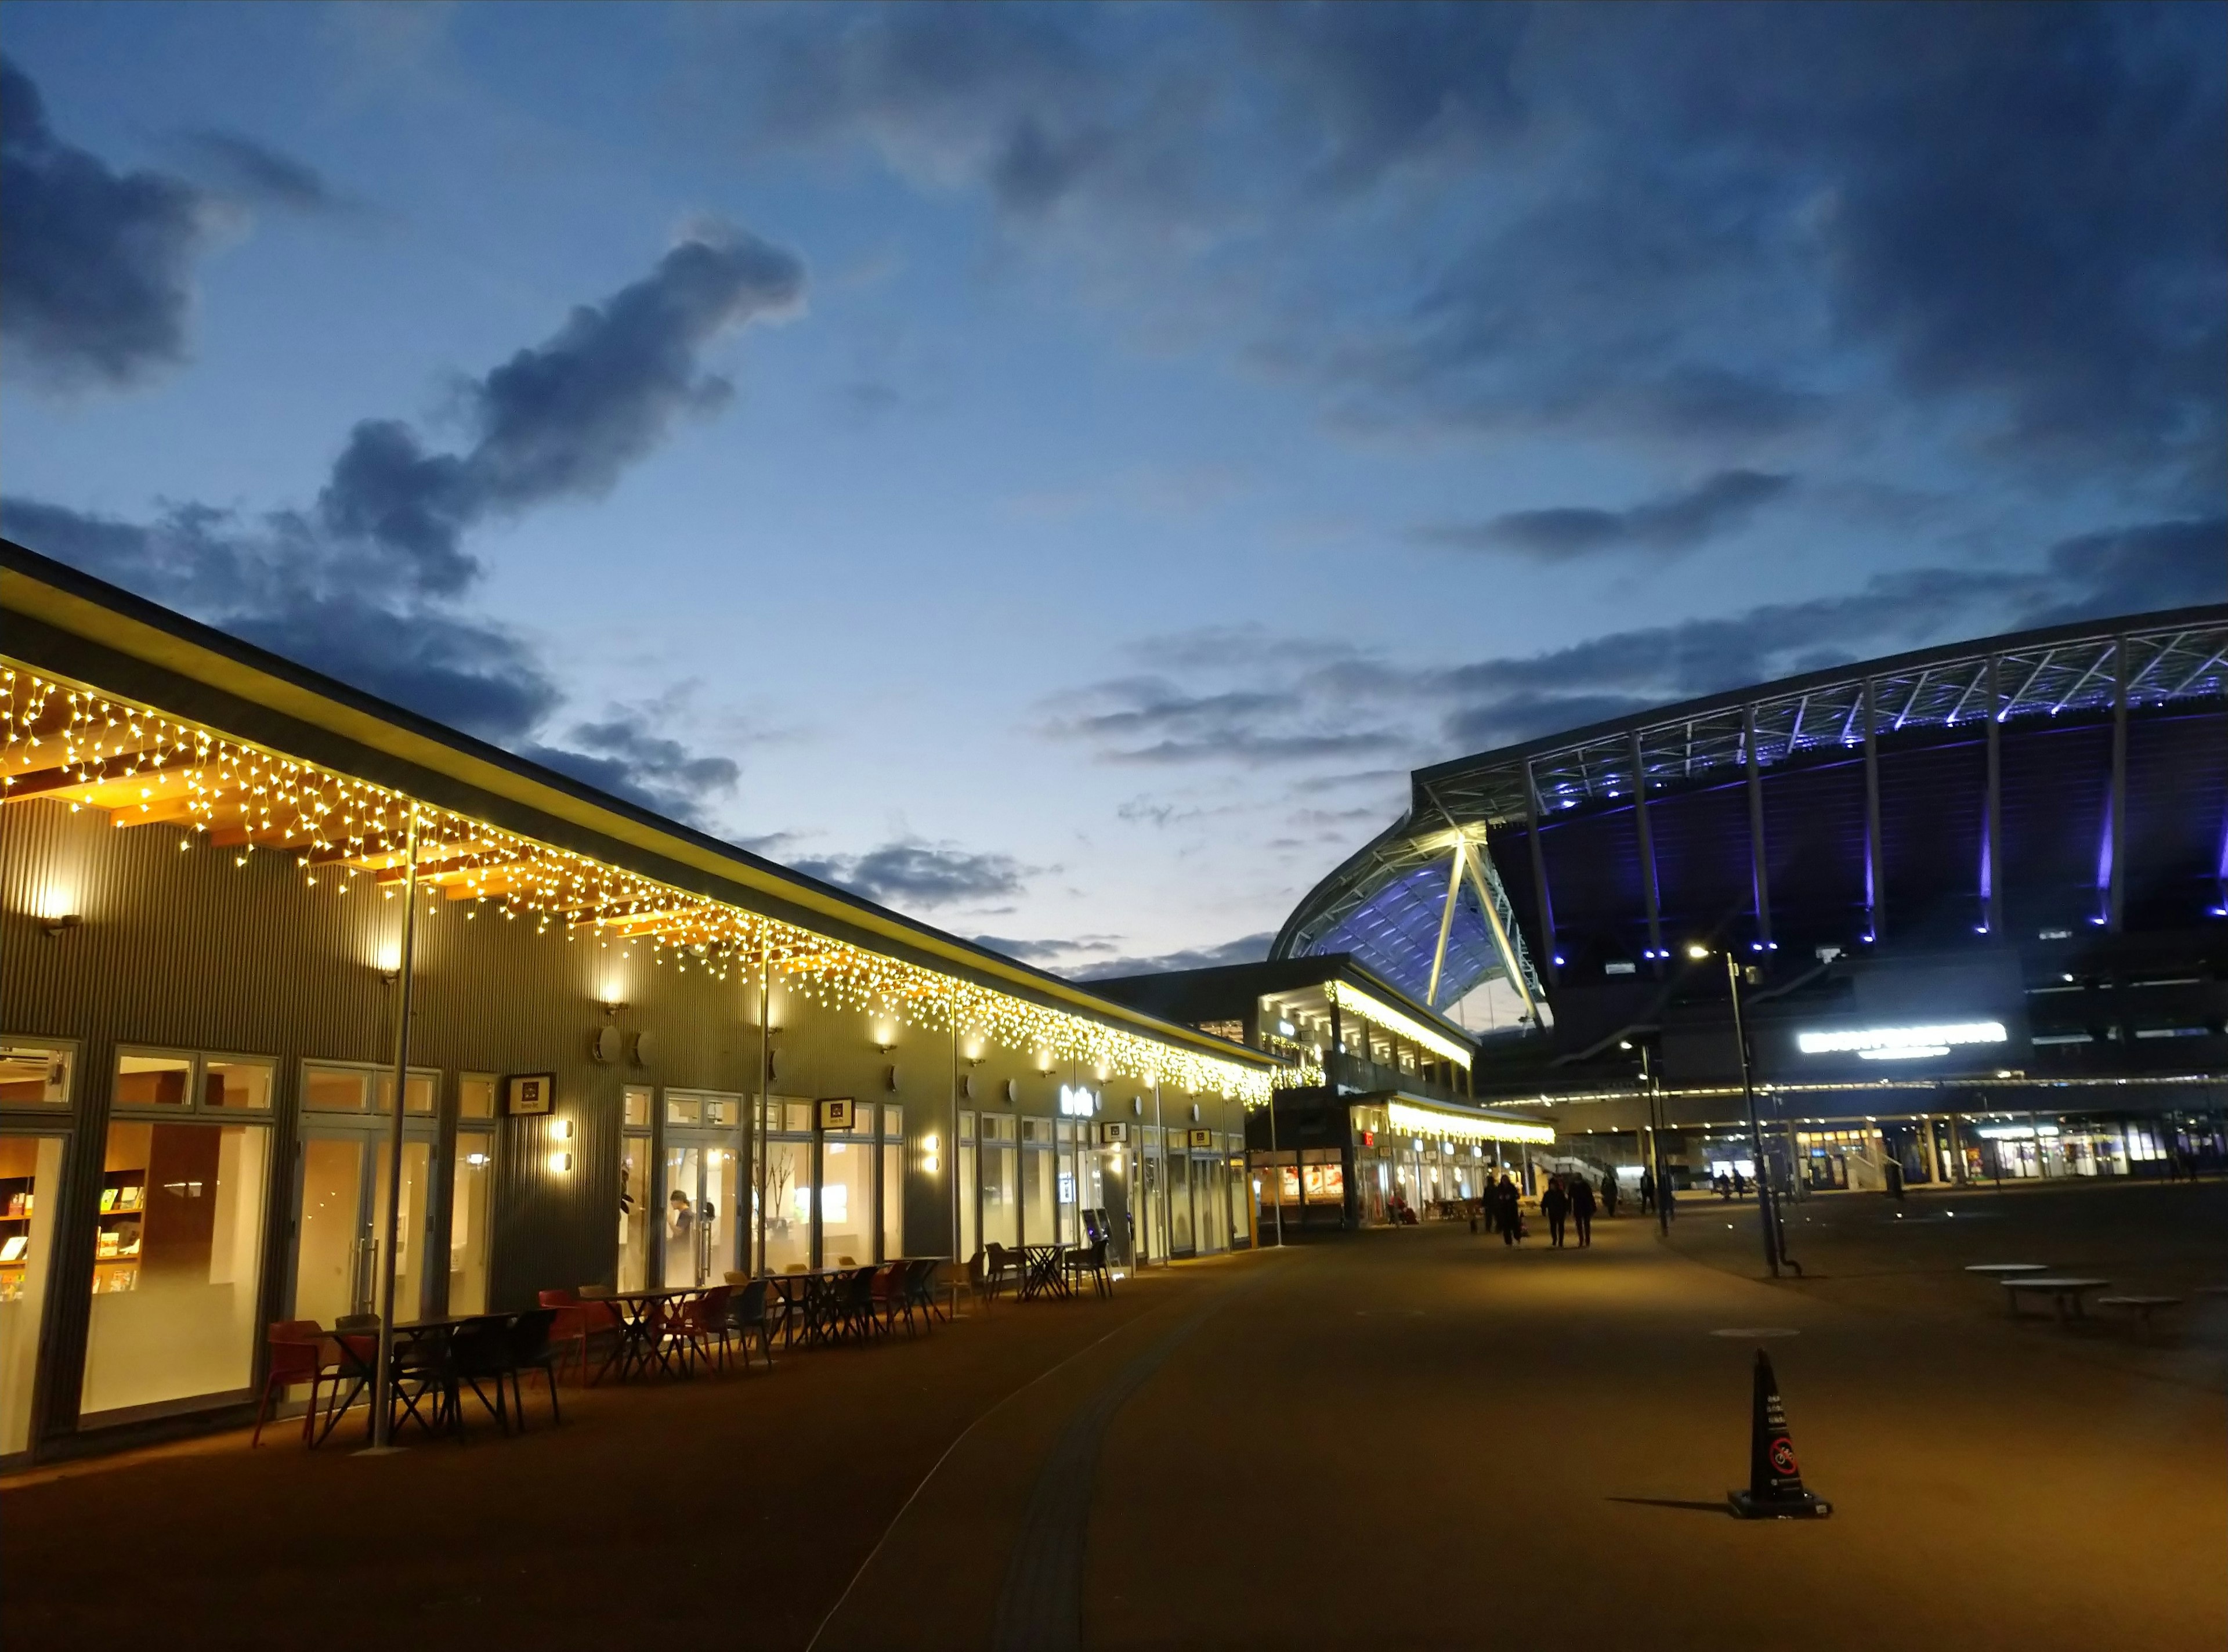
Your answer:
(1623, 1037), (1673, 1238)
(1687, 942), (1787, 1279)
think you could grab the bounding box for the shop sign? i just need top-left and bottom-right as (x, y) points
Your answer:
(1099, 1120), (1130, 1144)
(1794, 1021), (2006, 1061)
(1360, 1130), (1375, 1147)
(816, 1096), (855, 1131)
(1058, 1083), (1098, 1117)
(1187, 1128), (1213, 1148)
(505, 1073), (555, 1116)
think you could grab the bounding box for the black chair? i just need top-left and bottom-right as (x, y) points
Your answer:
(1063, 1237), (1112, 1299)
(447, 1316), (517, 1433)
(503, 1308), (563, 1426)
(390, 1328), (460, 1438)
(727, 1278), (776, 1369)
(902, 1258), (944, 1328)
(836, 1265), (880, 1340)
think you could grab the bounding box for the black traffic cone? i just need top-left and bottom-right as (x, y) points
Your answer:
(1728, 1349), (1831, 1519)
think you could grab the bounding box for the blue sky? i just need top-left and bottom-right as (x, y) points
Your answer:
(4, 2), (2222, 975)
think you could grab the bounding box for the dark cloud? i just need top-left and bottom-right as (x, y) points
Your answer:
(1, 53), (211, 389)
(1069, 931), (1275, 980)
(1236, 2), (1528, 192)
(525, 710), (741, 827)
(0, 495), (560, 740)
(971, 932), (1117, 965)
(175, 128), (342, 213)
(1417, 469), (1795, 559)
(317, 229), (804, 569)
(1434, 516), (2225, 750)
(794, 840), (1036, 909)
(2, 227), (803, 816)
(1043, 676), (1405, 767)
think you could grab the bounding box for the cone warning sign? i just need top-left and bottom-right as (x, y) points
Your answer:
(1729, 1349), (1831, 1519)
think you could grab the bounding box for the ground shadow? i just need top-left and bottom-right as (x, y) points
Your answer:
(1605, 1496), (1732, 1517)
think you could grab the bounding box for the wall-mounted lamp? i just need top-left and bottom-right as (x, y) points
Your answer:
(961, 1036), (986, 1065)
(600, 997), (630, 1018)
(547, 1116), (574, 1173)
(548, 1149), (574, 1173)
(1035, 1050), (1055, 1075)
(374, 942), (402, 985)
(921, 1133), (941, 1175)
(870, 1021), (898, 1053)
(41, 912), (82, 939)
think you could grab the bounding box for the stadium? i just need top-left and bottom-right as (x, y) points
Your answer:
(1269, 605), (2228, 1193)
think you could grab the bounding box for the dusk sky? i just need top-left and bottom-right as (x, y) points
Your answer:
(4, 2), (2222, 977)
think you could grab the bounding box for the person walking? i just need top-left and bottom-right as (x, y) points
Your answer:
(1542, 1174), (1570, 1248)
(1638, 1165), (1656, 1213)
(1571, 1173), (1596, 1248)
(1600, 1171), (1619, 1220)
(1495, 1173), (1522, 1246)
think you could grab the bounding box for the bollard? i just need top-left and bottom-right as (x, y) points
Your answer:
(1728, 1349), (1831, 1519)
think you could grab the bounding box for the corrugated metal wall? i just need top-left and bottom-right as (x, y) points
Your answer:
(0, 795), (1082, 1446)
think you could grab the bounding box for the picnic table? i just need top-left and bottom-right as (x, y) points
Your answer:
(591, 1286), (711, 1383)
(767, 1266), (858, 1347)
(2001, 1276), (2111, 1321)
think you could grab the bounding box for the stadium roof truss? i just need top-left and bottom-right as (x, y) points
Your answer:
(1272, 608), (2228, 1011)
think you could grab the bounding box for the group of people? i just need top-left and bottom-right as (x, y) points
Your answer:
(1480, 1168), (1623, 1248)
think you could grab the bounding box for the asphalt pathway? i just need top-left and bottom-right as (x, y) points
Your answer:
(820, 1212), (2225, 1651)
(8, 1204), (2223, 1651)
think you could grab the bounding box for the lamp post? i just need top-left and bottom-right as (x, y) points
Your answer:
(1627, 1039), (1672, 1238)
(1688, 944), (1782, 1279)
(368, 803), (421, 1454)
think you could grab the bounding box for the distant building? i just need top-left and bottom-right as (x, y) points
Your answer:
(1091, 957), (1554, 1232)
(1273, 606), (2228, 1192)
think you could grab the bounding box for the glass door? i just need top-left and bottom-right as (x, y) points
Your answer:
(1168, 1148), (1194, 1255)
(292, 1128), (435, 1322)
(662, 1135), (741, 1286)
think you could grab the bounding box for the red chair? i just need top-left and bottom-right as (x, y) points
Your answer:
(538, 1288), (617, 1385)
(253, 1320), (339, 1447)
(869, 1262), (909, 1335)
(670, 1285), (733, 1373)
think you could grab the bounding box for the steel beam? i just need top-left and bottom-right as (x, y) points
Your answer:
(1864, 677), (1885, 944)
(1524, 758), (1560, 986)
(1985, 653), (2003, 938)
(1745, 703), (1773, 948)
(2108, 634), (2128, 932)
(1630, 728), (1664, 971)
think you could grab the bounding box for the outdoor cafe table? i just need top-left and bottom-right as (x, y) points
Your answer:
(1018, 1245), (1070, 1300)
(767, 1267), (856, 1347)
(589, 1286), (711, 1383)
(315, 1314), (480, 1446)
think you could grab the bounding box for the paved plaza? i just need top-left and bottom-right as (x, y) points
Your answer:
(7, 1185), (2224, 1651)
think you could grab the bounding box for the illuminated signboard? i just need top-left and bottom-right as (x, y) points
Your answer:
(1794, 1022), (2008, 1061)
(1058, 1084), (1098, 1118)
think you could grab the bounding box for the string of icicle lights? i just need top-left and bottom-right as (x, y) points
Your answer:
(2, 664), (1274, 1103)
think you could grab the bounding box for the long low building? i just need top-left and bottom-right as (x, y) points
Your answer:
(0, 540), (1275, 1465)
(1272, 605), (2228, 1192)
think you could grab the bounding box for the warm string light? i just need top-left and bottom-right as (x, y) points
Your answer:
(3, 664), (1274, 1103)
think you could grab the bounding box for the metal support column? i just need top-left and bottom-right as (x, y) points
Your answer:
(1524, 758), (1560, 986)
(1744, 704), (1772, 950)
(2108, 634), (2129, 932)
(368, 804), (421, 1454)
(1985, 654), (2003, 938)
(1425, 840), (1464, 1010)
(1460, 840), (1540, 1025)
(1864, 677), (1886, 944)
(1630, 729), (1664, 971)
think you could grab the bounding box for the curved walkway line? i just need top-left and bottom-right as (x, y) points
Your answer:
(989, 1272), (1267, 1652)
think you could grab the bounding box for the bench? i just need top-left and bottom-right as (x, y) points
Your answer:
(2002, 1276), (2111, 1321)
(2096, 1295), (2181, 1335)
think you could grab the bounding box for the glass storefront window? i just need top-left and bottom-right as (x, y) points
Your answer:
(958, 1111), (978, 1262)
(982, 1136), (1018, 1250)
(202, 1059), (272, 1110)
(1168, 1149), (1193, 1253)
(761, 1136), (809, 1274)
(619, 1135), (650, 1291)
(0, 1042), (71, 1105)
(1, 1132), (64, 1454)
(303, 1066), (369, 1111)
(82, 1119), (270, 1416)
(623, 1086), (651, 1128)
(450, 1132), (494, 1314)
(460, 1075), (498, 1120)
(881, 1109), (904, 1260)
(375, 1072), (437, 1115)
(115, 1052), (191, 1108)
(663, 1143), (740, 1285)
(1023, 1144), (1056, 1246)
(821, 1139), (873, 1265)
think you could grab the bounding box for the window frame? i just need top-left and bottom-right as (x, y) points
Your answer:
(0, 1034), (79, 1114)
(109, 1046), (278, 1119)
